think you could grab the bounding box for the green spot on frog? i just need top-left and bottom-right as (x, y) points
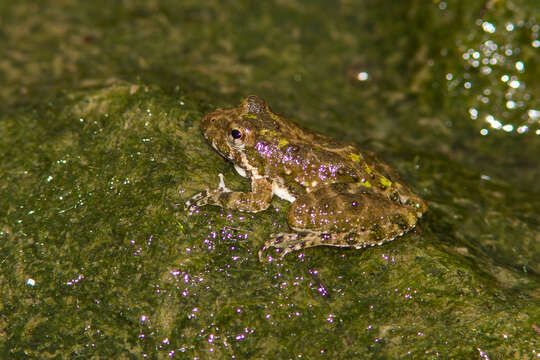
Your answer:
(349, 153), (362, 162)
(261, 129), (277, 137)
(277, 138), (289, 148)
(357, 180), (372, 187)
(380, 176), (392, 189)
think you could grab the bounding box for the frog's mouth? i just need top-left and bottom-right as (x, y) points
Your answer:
(207, 137), (260, 180)
(206, 137), (237, 165)
(208, 139), (229, 159)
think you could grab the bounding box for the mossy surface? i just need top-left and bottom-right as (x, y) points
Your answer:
(1, 1), (538, 358)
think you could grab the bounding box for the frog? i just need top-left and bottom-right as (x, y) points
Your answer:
(185, 95), (428, 260)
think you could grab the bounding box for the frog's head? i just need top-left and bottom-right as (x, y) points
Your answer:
(200, 95), (277, 170)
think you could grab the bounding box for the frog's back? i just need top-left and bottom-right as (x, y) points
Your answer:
(311, 139), (426, 215)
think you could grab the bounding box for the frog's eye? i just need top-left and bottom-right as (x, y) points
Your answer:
(228, 126), (250, 148)
(231, 129), (243, 139)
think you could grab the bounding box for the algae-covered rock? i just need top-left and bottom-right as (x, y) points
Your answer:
(1, 0), (539, 358)
(1, 82), (537, 358)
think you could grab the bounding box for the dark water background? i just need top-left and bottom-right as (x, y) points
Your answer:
(0, 0), (538, 358)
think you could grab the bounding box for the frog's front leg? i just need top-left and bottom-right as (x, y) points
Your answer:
(185, 174), (273, 213)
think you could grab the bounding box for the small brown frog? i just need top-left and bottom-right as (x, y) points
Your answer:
(186, 96), (427, 260)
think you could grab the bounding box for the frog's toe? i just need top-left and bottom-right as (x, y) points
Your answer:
(258, 235), (281, 261)
(257, 247), (267, 262)
(259, 233), (304, 261)
(184, 191), (208, 211)
(258, 243), (287, 262)
(269, 232), (299, 243)
(277, 246), (296, 259)
(267, 233), (282, 244)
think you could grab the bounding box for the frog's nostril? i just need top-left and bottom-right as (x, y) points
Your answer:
(201, 115), (214, 127)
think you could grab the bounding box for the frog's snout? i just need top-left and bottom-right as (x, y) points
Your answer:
(200, 112), (221, 140)
(200, 113), (214, 130)
(200, 111), (228, 155)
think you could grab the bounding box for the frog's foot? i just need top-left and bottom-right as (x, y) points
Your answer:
(185, 189), (219, 212)
(184, 174), (231, 212)
(184, 191), (206, 211)
(258, 232), (330, 261)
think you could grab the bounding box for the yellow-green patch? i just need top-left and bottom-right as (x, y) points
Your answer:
(357, 180), (372, 188)
(380, 176), (392, 188)
(349, 153), (361, 162)
(277, 138), (289, 148)
(261, 129), (277, 137)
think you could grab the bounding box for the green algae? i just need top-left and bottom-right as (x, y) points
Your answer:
(0, 0), (539, 359)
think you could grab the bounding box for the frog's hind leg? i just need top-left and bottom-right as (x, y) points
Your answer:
(258, 231), (359, 261)
(259, 183), (419, 261)
(258, 224), (409, 261)
(258, 232), (329, 261)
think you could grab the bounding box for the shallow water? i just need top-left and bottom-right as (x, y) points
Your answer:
(1, 0), (538, 358)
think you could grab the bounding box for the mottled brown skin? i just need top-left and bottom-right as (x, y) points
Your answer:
(185, 95), (427, 260)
